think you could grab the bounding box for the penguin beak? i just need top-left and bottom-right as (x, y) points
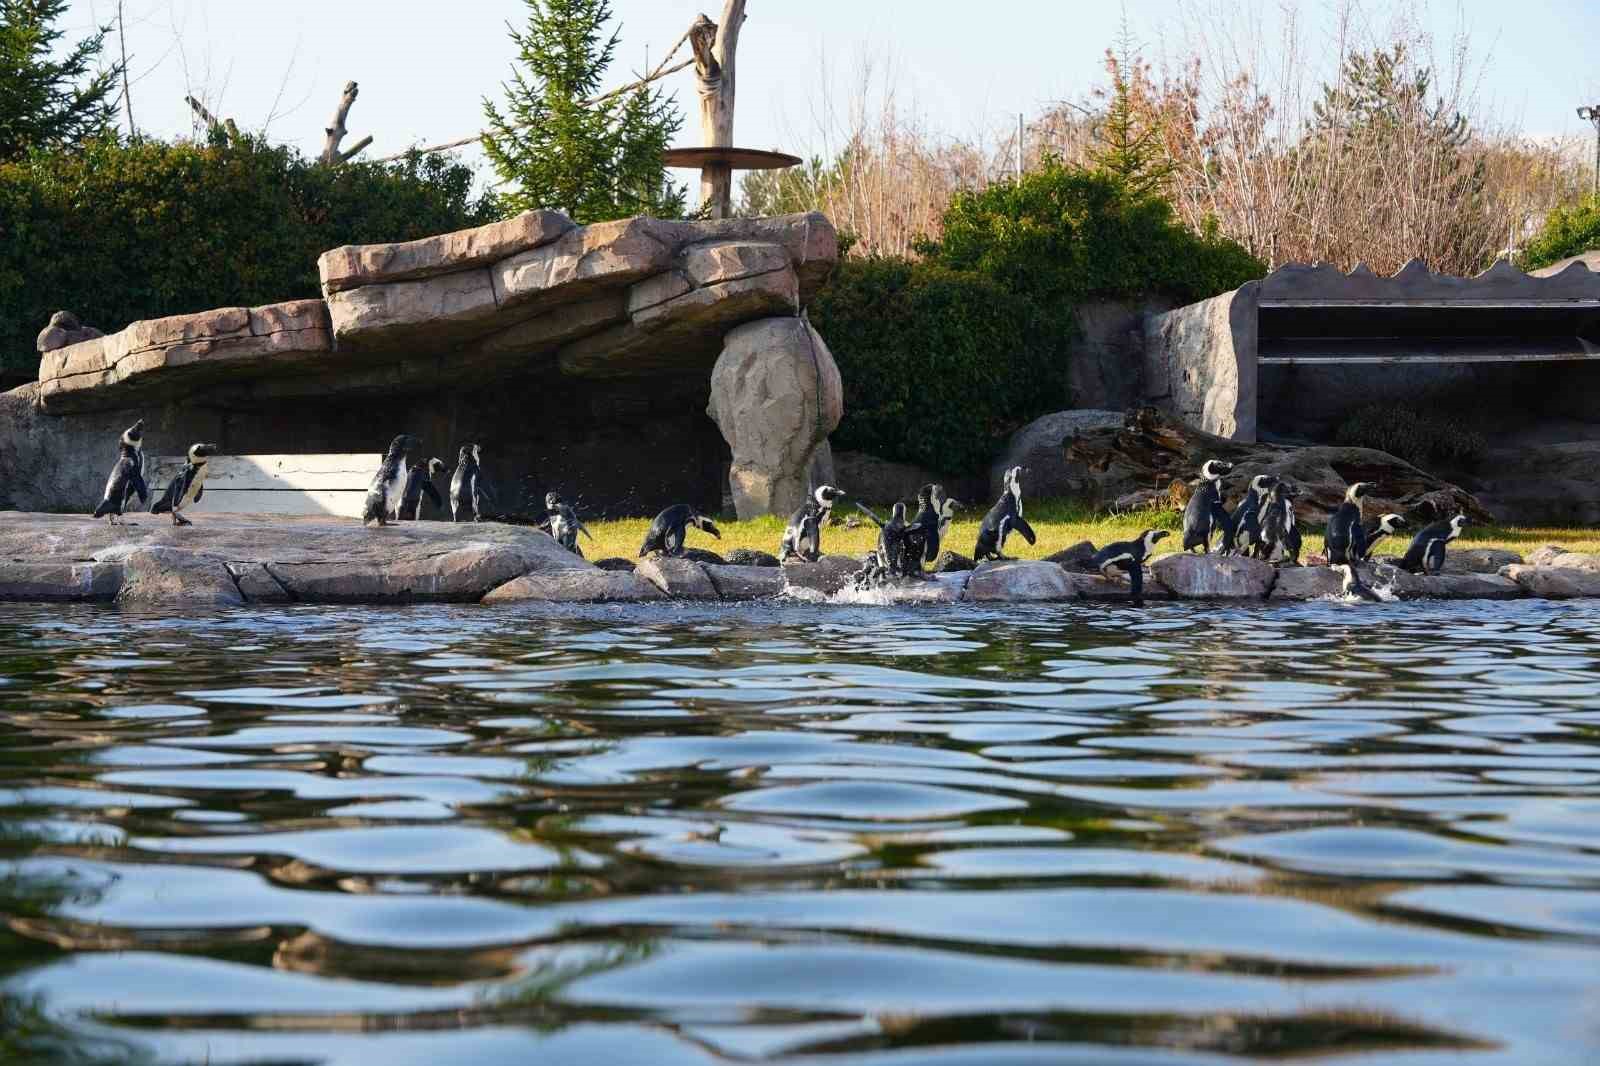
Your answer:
(701, 519), (721, 539)
(199, 443), (219, 457)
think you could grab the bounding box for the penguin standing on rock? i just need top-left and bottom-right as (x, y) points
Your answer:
(1357, 514), (1408, 561)
(1225, 474), (1278, 556)
(1399, 514), (1467, 575)
(856, 502), (909, 577)
(899, 485), (942, 578)
(93, 419), (149, 524)
(974, 466), (1036, 561)
(1324, 481), (1375, 565)
(1092, 529), (1170, 607)
(639, 504), (720, 557)
(542, 492), (594, 556)
(363, 434), (419, 527)
(779, 485), (846, 562)
(1336, 562), (1383, 602)
(450, 444), (495, 523)
(1181, 459), (1233, 553)
(401, 457), (445, 520)
(933, 486), (960, 545)
(150, 443), (218, 526)
(1256, 480), (1301, 564)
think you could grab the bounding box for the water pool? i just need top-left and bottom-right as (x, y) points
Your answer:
(1, 599), (1597, 1064)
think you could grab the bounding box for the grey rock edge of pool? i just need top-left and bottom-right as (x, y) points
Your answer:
(0, 510), (1594, 607)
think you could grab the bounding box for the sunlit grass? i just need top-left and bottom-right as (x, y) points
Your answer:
(578, 499), (1600, 562)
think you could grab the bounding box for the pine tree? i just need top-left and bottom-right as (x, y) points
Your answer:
(1091, 21), (1173, 198)
(481, 0), (685, 222)
(0, 0), (120, 161)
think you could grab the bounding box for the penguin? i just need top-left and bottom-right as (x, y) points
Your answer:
(1336, 562), (1383, 602)
(639, 504), (720, 557)
(1398, 514), (1467, 575)
(899, 484), (942, 577)
(856, 502), (909, 577)
(1091, 529), (1170, 606)
(1256, 480), (1301, 564)
(449, 443), (495, 523)
(974, 466), (1037, 561)
(933, 486), (960, 545)
(1323, 481), (1375, 565)
(149, 443), (219, 526)
(401, 457), (446, 520)
(1225, 474), (1278, 556)
(1181, 459), (1233, 553)
(93, 419), (149, 524)
(1357, 513), (1408, 561)
(363, 434), (418, 527)
(542, 491), (594, 556)
(779, 485), (846, 562)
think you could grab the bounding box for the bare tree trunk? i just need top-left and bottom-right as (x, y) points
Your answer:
(691, 0), (745, 218)
(117, 0), (134, 136)
(320, 81), (360, 165)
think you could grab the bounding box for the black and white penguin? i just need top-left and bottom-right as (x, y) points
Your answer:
(1357, 513), (1408, 561)
(779, 485), (846, 562)
(1256, 480), (1301, 564)
(639, 504), (720, 557)
(401, 457), (446, 520)
(542, 491), (594, 556)
(449, 443), (495, 523)
(899, 484), (942, 577)
(93, 419), (149, 524)
(150, 443), (218, 526)
(933, 485), (960, 545)
(1226, 474), (1278, 556)
(1181, 459), (1233, 553)
(1336, 562), (1383, 602)
(974, 466), (1036, 561)
(363, 434), (418, 527)
(1323, 481), (1375, 565)
(1398, 514), (1467, 575)
(1092, 529), (1170, 606)
(856, 502), (909, 577)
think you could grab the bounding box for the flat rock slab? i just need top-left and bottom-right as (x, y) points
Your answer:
(1151, 553), (1274, 599)
(226, 562), (292, 604)
(1269, 564), (1419, 600)
(879, 573), (970, 603)
(0, 560), (123, 601)
(483, 568), (663, 603)
(781, 555), (862, 597)
(1442, 548), (1523, 574)
(1501, 564), (1600, 599)
(265, 546), (568, 604)
(1415, 573), (1523, 600)
(635, 556), (719, 599)
(117, 547), (243, 608)
(966, 560), (1142, 602)
(704, 564), (788, 600)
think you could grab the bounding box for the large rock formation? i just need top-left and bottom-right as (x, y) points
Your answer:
(1064, 407), (1490, 525)
(9, 211), (843, 518)
(707, 317), (842, 518)
(989, 409), (1125, 498)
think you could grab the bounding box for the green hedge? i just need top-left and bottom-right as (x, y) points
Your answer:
(0, 136), (495, 374)
(1519, 196), (1600, 271)
(1334, 401), (1486, 468)
(811, 257), (1075, 474)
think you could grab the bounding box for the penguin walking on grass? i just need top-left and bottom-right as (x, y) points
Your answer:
(856, 502), (909, 577)
(93, 419), (149, 524)
(639, 504), (720, 557)
(779, 485), (846, 562)
(542, 492), (594, 556)
(1225, 474), (1278, 556)
(450, 444), (495, 523)
(150, 443), (218, 527)
(363, 434), (419, 527)
(401, 457), (446, 520)
(1357, 514), (1408, 561)
(1324, 481), (1375, 565)
(974, 466), (1036, 561)
(1336, 562), (1383, 602)
(1092, 529), (1170, 607)
(1181, 459), (1232, 553)
(1398, 514), (1467, 575)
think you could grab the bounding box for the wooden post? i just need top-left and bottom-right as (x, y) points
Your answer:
(691, 1), (746, 218)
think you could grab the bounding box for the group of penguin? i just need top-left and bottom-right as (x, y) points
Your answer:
(1180, 458), (1469, 601)
(93, 420), (215, 526)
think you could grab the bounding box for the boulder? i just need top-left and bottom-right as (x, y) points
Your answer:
(780, 554), (862, 596)
(1527, 545), (1570, 567)
(726, 548), (780, 567)
(1546, 552), (1600, 574)
(1063, 407), (1490, 526)
(989, 410), (1124, 498)
(483, 569), (663, 603)
(932, 551), (974, 573)
(704, 564), (788, 600)
(967, 560), (1118, 602)
(226, 562), (292, 603)
(1441, 548), (1522, 574)
(117, 548), (243, 608)
(708, 317), (843, 519)
(318, 210), (574, 292)
(266, 546), (575, 604)
(1151, 553), (1275, 599)
(635, 556), (719, 599)
(1500, 564), (1600, 599)
(1044, 540), (1098, 572)
(830, 451), (984, 511)
(0, 561), (122, 601)
(1270, 563), (1424, 601)
(1414, 573), (1523, 600)
(681, 547), (728, 566)
(592, 557), (637, 572)
(35, 311), (104, 353)
(875, 573), (970, 603)
(1474, 442), (1600, 526)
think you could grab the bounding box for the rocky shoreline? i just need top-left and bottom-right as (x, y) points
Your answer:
(0, 512), (1594, 607)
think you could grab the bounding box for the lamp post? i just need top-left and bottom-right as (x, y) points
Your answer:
(1579, 105), (1600, 199)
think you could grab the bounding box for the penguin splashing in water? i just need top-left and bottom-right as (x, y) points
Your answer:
(93, 419), (149, 524)
(150, 443), (219, 526)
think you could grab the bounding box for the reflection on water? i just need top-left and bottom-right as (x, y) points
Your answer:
(1, 599), (1599, 1064)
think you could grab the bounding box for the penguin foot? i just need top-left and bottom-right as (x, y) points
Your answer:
(172, 514), (192, 527)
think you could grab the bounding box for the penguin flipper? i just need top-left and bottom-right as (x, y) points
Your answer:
(422, 481), (443, 510)
(578, 522), (596, 542)
(131, 471), (149, 506)
(1010, 516), (1038, 546)
(854, 503), (887, 528)
(193, 483), (203, 503)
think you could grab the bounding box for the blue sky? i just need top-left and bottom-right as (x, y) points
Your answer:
(69, 0), (1600, 184)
